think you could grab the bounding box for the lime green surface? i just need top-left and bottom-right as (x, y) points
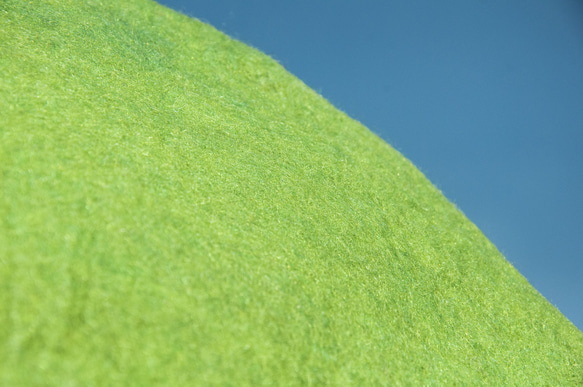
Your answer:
(1, 0), (582, 385)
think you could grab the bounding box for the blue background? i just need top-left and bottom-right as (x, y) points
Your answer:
(156, 0), (583, 331)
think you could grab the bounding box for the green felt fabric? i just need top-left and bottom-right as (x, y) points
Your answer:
(1, 0), (582, 385)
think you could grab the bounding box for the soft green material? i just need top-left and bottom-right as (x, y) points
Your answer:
(1, 0), (581, 385)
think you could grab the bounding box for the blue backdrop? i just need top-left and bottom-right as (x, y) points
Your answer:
(157, 0), (583, 331)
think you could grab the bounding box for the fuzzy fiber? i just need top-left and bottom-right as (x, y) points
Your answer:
(1, 0), (582, 385)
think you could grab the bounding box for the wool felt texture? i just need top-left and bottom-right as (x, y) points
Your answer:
(1, 0), (582, 385)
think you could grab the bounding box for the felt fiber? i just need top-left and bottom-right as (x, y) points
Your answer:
(1, 0), (582, 385)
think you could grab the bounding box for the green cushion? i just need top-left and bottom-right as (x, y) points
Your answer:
(1, 0), (581, 385)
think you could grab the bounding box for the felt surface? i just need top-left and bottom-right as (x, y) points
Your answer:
(1, 0), (582, 385)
